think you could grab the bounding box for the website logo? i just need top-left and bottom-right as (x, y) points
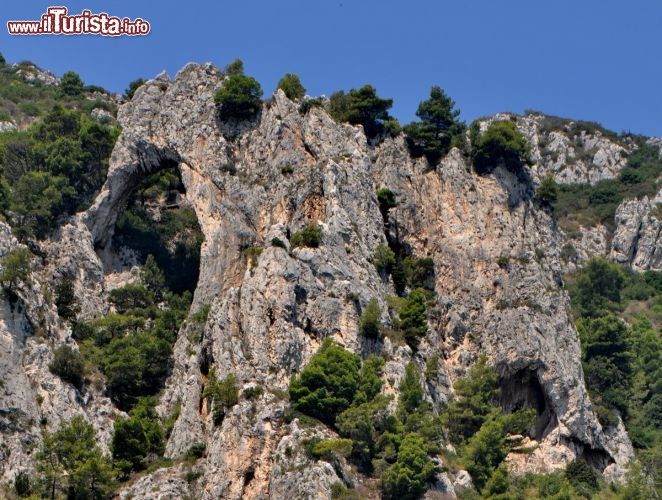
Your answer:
(7, 7), (151, 36)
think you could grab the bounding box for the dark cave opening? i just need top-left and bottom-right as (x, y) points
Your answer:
(112, 159), (203, 295)
(498, 368), (557, 440)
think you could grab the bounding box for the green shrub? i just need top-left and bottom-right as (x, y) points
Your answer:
(355, 355), (384, 404)
(404, 86), (466, 164)
(376, 188), (397, 218)
(186, 442), (206, 460)
(36, 415), (113, 499)
(280, 164), (294, 174)
(192, 304), (211, 324)
(54, 277), (79, 321)
(472, 120), (531, 174)
(381, 433), (436, 500)
(327, 85), (393, 140)
(443, 355), (499, 444)
(111, 398), (165, 475)
(289, 338), (361, 425)
(108, 284), (153, 313)
(214, 73), (263, 121)
(372, 244), (396, 275)
(0, 246), (32, 289)
(242, 245), (263, 268)
(290, 224), (323, 248)
(60, 71), (84, 97)
(305, 437), (353, 461)
(203, 369), (239, 425)
(243, 385), (264, 400)
(49, 345), (86, 389)
(277, 73), (306, 100)
(497, 255), (510, 269)
(14, 470), (32, 497)
(535, 174), (558, 206)
(298, 98), (324, 115)
(271, 237), (287, 249)
(565, 458), (600, 493)
(358, 298), (382, 338)
(570, 257), (625, 317)
(102, 330), (173, 410)
(9, 171), (76, 239)
(397, 288), (429, 348)
(224, 58), (244, 76)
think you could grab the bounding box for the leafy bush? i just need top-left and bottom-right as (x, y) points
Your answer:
(376, 187), (397, 218)
(49, 345), (86, 389)
(277, 73), (306, 100)
(565, 458), (600, 493)
(214, 73), (263, 121)
(36, 415), (113, 499)
(289, 338), (361, 425)
(443, 355), (499, 444)
(570, 257), (625, 317)
(54, 277), (79, 321)
(271, 237), (287, 249)
(111, 398), (165, 475)
(372, 244), (396, 275)
(13, 470), (31, 497)
(472, 120), (532, 174)
(298, 97), (324, 115)
(404, 86), (466, 164)
(535, 174), (558, 206)
(327, 85), (393, 140)
(102, 330), (173, 410)
(305, 437), (353, 461)
(203, 369), (239, 425)
(380, 433), (436, 500)
(290, 224), (323, 248)
(60, 71), (84, 97)
(224, 58), (244, 75)
(242, 245), (263, 268)
(397, 288), (429, 348)
(243, 385), (264, 400)
(186, 442), (206, 460)
(0, 246), (32, 289)
(358, 298), (382, 338)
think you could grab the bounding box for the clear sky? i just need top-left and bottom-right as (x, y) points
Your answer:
(2, 1), (661, 136)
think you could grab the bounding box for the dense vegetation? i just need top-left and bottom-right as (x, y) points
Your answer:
(567, 257), (662, 496)
(0, 102), (119, 239)
(471, 119), (532, 175)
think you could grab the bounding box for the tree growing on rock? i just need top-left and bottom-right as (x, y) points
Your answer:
(214, 73), (263, 121)
(404, 86), (466, 164)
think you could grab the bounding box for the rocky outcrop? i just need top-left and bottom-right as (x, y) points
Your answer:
(610, 193), (662, 270)
(485, 112), (632, 185)
(0, 62), (643, 496)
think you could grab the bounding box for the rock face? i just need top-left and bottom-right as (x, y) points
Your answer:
(0, 63), (645, 497)
(610, 193), (662, 271)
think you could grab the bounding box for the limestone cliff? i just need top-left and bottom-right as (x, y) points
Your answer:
(3, 62), (659, 498)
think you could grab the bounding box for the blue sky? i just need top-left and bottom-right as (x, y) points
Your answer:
(2, 1), (661, 136)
